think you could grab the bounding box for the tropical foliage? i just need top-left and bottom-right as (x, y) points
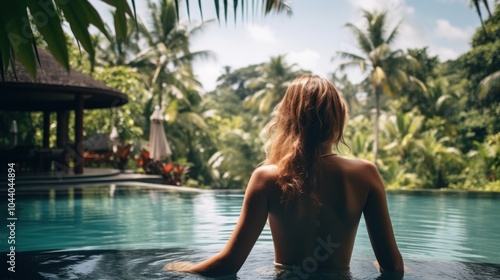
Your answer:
(0, 0), (135, 79)
(0, 0), (290, 80)
(2, 1), (499, 191)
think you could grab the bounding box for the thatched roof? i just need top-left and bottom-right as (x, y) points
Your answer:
(0, 49), (128, 111)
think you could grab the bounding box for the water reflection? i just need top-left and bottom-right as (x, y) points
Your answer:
(1, 186), (499, 265)
(386, 192), (500, 263)
(2, 249), (499, 280)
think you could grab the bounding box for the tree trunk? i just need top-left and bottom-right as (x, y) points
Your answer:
(74, 94), (84, 174)
(473, 0), (488, 34)
(56, 110), (69, 148)
(158, 85), (162, 108)
(43, 111), (50, 148)
(373, 86), (380, 164)
(482, 0), (492, 17)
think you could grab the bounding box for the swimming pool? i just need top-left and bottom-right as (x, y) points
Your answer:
(1, 184), (500, 279)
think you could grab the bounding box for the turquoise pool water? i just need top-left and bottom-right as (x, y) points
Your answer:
(1, 184), (500, 279)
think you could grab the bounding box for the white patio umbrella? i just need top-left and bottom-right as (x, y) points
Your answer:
(110, 126), (119, 153)
(149, 105), (172, 161)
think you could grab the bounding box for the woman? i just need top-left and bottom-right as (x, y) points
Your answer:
(164, 74), (404, 278)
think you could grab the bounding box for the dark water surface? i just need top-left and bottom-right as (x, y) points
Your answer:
(1, 185), (499, 279)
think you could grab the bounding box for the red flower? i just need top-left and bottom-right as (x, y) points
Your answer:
(163, 162), (174, 174)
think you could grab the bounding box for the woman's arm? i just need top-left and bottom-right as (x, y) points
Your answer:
(164, 166), (271, 277)
(361, 162), (404, 273)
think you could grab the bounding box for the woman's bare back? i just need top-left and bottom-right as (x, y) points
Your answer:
(265, 155), (403, 271)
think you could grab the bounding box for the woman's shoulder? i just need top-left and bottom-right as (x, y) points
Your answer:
(331, 157), (381, 187)
(252, 164), (279, 180)
(334, 156), (377, 171)
(245, 165), (280, 193)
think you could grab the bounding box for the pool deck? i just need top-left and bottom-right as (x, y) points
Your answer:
(7, 168), (245, 193)
(14, 168), (164, 187)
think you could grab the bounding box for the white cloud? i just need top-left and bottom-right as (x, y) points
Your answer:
(349, 0), (399, 11)
(435, 0), (463, 3)
(395, 21), (430, 50)
(287, 49), (321, 71)
(349, 0), (411, 15)
(194, 63), (221, 92)
(431, 46), (461, 61)
(435, 19), (471, 40)
(245, 24), (276, 44)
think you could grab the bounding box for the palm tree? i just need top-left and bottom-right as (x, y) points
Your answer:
(336, 10), (420, 163)
(350, 130), (373, 161)
(382, 110), (424, 165)
(464, 133), (500, 187)
(202, 86), (265, 188)
(344, 115), (373, 160)
(245, 55), (308, 115)
(478, 70), (500, 101)
(133, 0), (213, 107)
(129, 0), (218, 183)
(164, 88), (215, 183)
(216, 65), (262, 100)
(416, 130), (464, 188)
(207, 116), (263, 189)
(415, 78), (461, 118)
(413, 78), (461, 138)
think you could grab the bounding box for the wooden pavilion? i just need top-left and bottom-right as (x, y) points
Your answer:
(0, 49), (128, 174)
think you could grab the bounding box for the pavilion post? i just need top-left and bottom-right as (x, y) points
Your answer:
(43, 111), (50, 148)
(56, 111), (69, 148)
(55, 110), (70, 173)
(74, 94), (84, 174)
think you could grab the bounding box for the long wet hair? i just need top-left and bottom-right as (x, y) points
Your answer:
(264, 74), (348, 208)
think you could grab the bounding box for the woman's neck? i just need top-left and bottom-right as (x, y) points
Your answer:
(319, 143), (335, 156)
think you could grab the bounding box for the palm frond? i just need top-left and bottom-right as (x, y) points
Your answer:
(344, 23), (373, 53)
(386, 20), (402, 45)
(264, 0), (293, 16)
(337, 50), (368, 72)
(478, 70), (500, 100)
(366, 10), (386, 47)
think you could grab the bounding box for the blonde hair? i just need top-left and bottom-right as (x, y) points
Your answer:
(264, 74), (348, 207)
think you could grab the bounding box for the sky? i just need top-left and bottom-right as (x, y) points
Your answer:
(96, 0), (492, 91)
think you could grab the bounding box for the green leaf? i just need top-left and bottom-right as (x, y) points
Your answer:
(185, 0), (191, 21)
(130, 0), (137, 18)
(78, 0), (110, 40)
(59, 1), (95, 68)
(198, 0), (204, 21)
(100, 0), (134, 17)
(26, 0), (69, 70)
(240, 0), (244, 21)
(173, 0), (180, 21)
(223, 0), (228, 22)
(252, 0), (256, 20)
(166, 99), (179, 123)
(113, 10), (127, 41)
(214, 0), (220, 22)
(233, 0), (238, 23)
(101, 0), (136, 38)
(0, 0), (37, 79)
